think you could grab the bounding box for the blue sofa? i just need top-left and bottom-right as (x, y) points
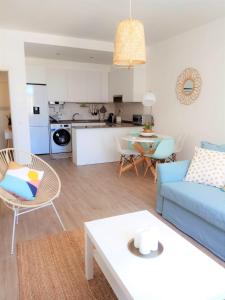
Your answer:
(156, 160), (225, 261)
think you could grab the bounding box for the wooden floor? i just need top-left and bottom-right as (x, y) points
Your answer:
(0, 157), (224, 300)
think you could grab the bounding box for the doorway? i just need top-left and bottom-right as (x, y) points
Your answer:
(0, 71), (12, 149)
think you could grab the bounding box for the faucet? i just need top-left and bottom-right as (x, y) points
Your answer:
(72, 113), (80, 121)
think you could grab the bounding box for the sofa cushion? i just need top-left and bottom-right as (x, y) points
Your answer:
(185, 147), (225, 188)
(160, 181), (225, 231)
(201, 141), (225, 152)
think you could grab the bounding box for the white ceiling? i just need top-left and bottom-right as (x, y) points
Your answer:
(1, 0), (225, 44)
(25, 43), (113, 64)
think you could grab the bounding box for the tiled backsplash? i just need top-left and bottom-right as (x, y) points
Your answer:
(49, 102), (115, 121)
(49, 102), (144, 121)
(115, 102), (144, 121)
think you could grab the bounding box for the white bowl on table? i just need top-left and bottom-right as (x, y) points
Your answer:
(140, 132), (154, 137)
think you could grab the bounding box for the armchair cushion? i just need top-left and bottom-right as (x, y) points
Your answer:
(0, 162), (44, 201)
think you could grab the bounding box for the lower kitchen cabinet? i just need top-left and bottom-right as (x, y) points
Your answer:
(72, 126), (141, 166)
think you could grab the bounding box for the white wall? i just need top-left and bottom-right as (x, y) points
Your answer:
(147, 18), (225, 159)
(0, 71), (10, 148)
(0, 30), (31, 151)
(0, 29), (113, 152)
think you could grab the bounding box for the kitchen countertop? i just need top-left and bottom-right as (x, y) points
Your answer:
(72, 122), (142, 129)
(49, 119), (142, 128)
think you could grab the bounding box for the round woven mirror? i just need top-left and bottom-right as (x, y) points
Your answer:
(176, 68), (201, 105)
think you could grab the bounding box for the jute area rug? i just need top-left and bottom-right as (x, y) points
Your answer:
(17, 230), (117, 300)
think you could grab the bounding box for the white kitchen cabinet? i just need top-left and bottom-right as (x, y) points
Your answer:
(68, 69), (109, 103)
(86, 70), (108, 103)
(109, 65), (146, 102)
(26, 65), (47, 84)
(47, 68), (68, 102)
(67, 69), (87, 102)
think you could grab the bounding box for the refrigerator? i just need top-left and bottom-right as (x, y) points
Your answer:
(27, 83), (50, 154)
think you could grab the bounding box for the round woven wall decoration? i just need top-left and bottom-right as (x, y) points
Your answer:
(176, 68), (202, 105)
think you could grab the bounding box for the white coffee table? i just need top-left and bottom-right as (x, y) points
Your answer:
(84, 210), (225, 300)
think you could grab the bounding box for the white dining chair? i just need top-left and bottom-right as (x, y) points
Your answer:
(115, 136), (140, 176)
(171, 133), (187, 161)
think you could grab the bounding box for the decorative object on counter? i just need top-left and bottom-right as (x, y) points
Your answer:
(116, 109), (122, 124)
(113, 0), (146, 67)
(107, 113), (115, 123)
(72, 113), (80, 121)
(99, 105), (107, 121)
(176, 67), (202, 105)
(0, 148), (65, 254)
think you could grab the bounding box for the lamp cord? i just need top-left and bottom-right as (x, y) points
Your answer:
(129, 0), (132, 19)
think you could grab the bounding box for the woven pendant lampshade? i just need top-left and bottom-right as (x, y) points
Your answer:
(113, 18), (146, 67)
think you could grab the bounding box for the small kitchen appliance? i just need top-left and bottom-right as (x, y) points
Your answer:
(132, 114), (145, 125)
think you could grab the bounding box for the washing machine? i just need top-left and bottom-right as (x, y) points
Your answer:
(50, 123), (72, 153)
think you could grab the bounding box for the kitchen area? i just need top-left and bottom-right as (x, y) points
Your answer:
(25, 43), (150, 166)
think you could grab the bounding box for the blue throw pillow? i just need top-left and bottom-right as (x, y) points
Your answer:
(201, 141), (225, 153)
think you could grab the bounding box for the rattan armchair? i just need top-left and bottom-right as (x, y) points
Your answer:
(0, 148), (65, 254)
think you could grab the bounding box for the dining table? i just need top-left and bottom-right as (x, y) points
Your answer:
(121, 133), (172, 173)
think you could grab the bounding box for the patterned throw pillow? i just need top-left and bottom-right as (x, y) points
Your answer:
(185, 147), (225, 188)
(0, 162), (44, 201)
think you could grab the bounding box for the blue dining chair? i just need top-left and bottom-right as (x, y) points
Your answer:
(144, 138), (175, 182)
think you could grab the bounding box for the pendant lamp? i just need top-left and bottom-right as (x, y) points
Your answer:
(113, 0), (146, 67)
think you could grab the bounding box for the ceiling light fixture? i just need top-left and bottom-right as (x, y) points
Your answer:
(113, 0), (146, 67)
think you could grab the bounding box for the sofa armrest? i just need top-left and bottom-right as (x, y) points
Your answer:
(157, 160), (190, 184)
(156, 160), (190, 214)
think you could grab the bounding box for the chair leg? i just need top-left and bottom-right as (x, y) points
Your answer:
(51, 201), (66, 231)
(154, 162), (158, 183)
(16, 208), (19, 224)
(131, 156), (138, 176)
(172, 153), (176, 161)
(119, 155), (124, 177)
(144, 158), (151, 177)
(11, 207), (18, 255)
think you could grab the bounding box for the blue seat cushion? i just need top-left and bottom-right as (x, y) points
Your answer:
(160, 181), (225, 231)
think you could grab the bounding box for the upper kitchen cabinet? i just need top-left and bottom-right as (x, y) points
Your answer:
(68, 69), (109, 103)
(109, 66), (146, 102)
(47, 68), (68, 102)
(86, 70), (108, 103)
(26, 65), (47, 84)
(67, 69), (87, 102)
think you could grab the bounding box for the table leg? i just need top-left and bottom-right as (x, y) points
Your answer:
(85, 231), (94, 280)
